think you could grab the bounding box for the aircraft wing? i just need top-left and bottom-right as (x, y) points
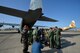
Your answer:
(0, 22), (20, 26)
(61, 20), (76, 31)
(0, 6), (28, 18)
(38, 16), (58, 22)
(0, 22), (46, 27)
(33, 25), (46, 27)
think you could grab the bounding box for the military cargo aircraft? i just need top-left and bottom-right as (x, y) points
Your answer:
(0, 0), (58, 32)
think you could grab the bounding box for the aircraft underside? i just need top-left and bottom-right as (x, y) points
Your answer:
(0, 6), (58, 32)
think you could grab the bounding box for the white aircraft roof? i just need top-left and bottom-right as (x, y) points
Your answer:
(30, 0), (42, 10)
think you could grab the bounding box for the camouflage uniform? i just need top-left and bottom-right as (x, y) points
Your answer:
(32, 28), (39, 41)
(28, 29), (33, 44)
(21, 28), (29, 53)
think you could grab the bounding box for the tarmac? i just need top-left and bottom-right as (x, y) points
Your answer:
(0, 30), (80, 53)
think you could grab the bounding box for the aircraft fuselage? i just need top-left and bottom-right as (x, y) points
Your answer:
(21, 8), (43, 29)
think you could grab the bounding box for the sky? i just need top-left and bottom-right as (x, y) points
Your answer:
(0, 0), (80, 28)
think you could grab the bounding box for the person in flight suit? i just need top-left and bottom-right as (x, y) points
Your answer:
(49, 27), (55, 48)
(21, 25), (30, 53)
(54, 26), (62, 49)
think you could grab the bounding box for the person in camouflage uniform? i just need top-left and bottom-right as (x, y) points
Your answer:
(21, 25), (30, 53)
(28, 29), (33, 44)
(32, 27), (39, 41)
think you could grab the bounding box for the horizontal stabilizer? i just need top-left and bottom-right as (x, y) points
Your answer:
(38, 16), (58, 22)
(0, 6), (28, 18)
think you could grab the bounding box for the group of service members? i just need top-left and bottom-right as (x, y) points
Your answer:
(21, 25), (62, 53)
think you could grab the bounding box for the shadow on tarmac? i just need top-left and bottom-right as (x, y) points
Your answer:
(42, 49), (63, 53)
(61, 39), (76, 49)
(42, 38), (76, 53)
(0, 32), (18, 34)
(62, 34), (80, 38)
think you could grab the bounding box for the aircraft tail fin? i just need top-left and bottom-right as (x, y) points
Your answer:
(38, 16), (58, 22)
(69, 20), (76, 28)
(30, 0), (42, 10)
